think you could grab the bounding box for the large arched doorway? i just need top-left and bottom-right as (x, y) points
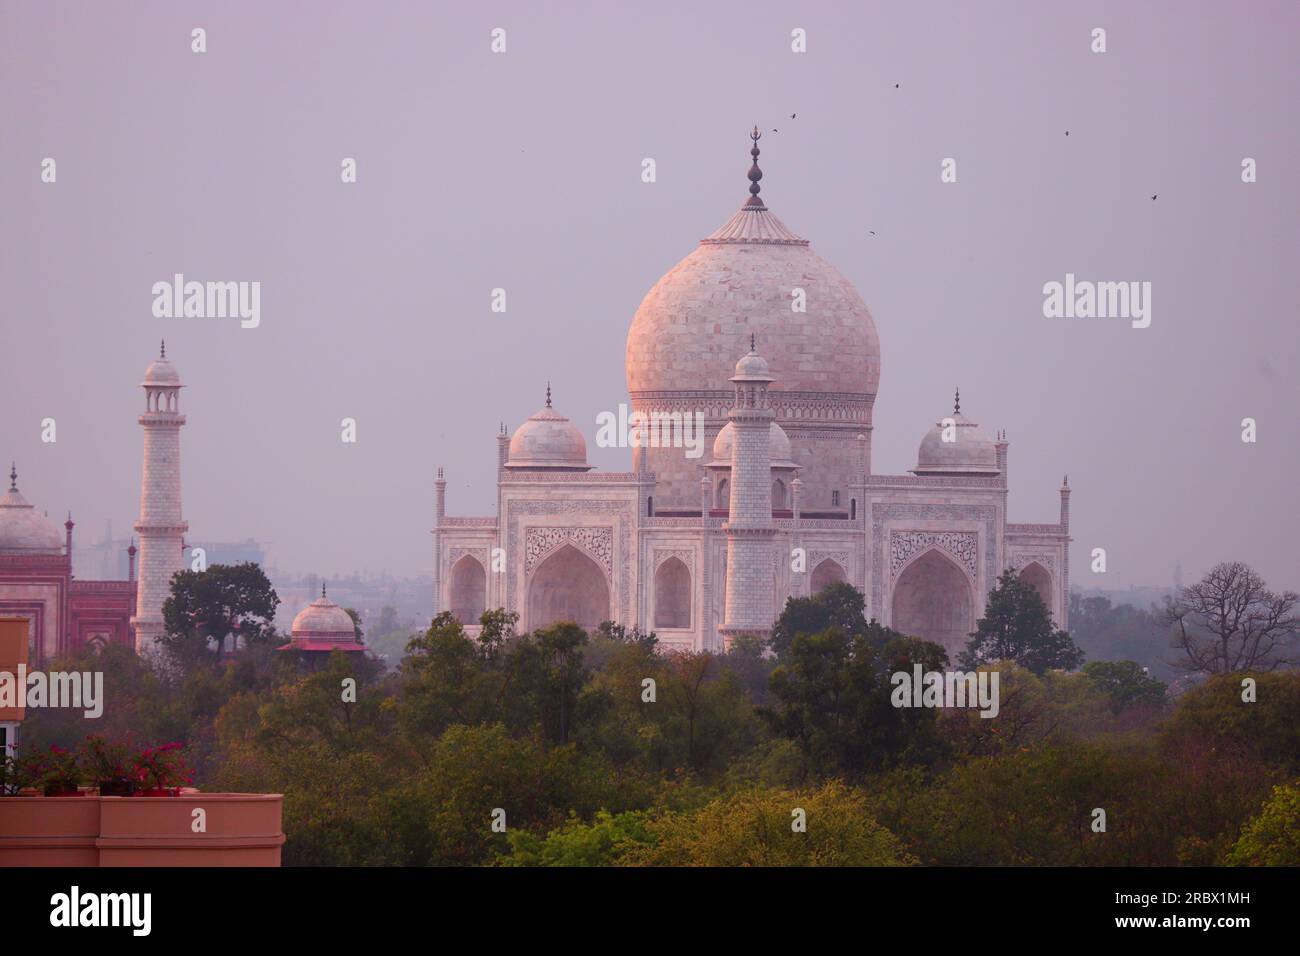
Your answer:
(527, 544), (610, 632)
(891, 549), (974, 659)
(654, 557), (691, 629)
(1019, 562), (1054, 618)
(449, 555), (487, 624)
(810, 558), (847, 595)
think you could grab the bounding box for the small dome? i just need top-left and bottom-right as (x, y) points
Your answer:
(291, 591), (357, 642)
(143, 343), (181, 386)
(732, 348), (772, 381)
(506, 394), (590, 471)
(913, 405), (1000, 476)
(143, 358), (180, 386)
(711, 421), (796, 467)
(0, 468), (63, 554)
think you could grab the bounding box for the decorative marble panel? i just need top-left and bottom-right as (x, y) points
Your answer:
(889, 531), (978, 581)
(525, 526), (614, 578)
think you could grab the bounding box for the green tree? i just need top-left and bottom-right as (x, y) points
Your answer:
(620, 781), (915, 866)
(414, 724), (634, 866)
(960, 570), (1084, 674)
(503, 810), (656, 866)
(1082, 660), (1166, 712)
(343, 607), (363, 643)
(771, 581), (870, 659)
(870, 744), (1169, 866)
(1225, 781), (1300, 866)
(1159, 671), (1300, 774)
(503, 622), (590, 745)
(161, 562), (280, 664)
(660, 651), (760, 775)
(765, 623), (948, 778)
(398, 612), (496, 741)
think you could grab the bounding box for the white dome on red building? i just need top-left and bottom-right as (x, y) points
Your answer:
(0, 466), (63, 554)
(284, 584), (364, 654)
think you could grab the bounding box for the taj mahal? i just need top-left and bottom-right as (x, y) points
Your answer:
(431, 131), (1072, 658)
(0, 132), (1072, 665)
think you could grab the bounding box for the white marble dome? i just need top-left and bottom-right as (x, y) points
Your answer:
(506, 396), (591, 471)
(732, 347), (773, 381)
(291, 590), (357, 640)
(711, 421), (796, 467)
(626, 205), (880, 402)
(0, 476), (63, 554)
(913, 406), (1000, 476)
(624, 141), (881, 507)
(143, 347), (180, 386)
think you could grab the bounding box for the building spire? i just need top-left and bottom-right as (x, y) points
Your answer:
(322, 581), (327, 599)
(8, 462), (15, 491)
(545, 381), (552, 408)
(745, 125), (764, 208)
(750, 332), (756, 352)
(160, 339), (166, 359)
(954, 387), (961, 414)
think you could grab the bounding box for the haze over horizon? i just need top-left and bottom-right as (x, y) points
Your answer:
(2, 1), (1296, 592)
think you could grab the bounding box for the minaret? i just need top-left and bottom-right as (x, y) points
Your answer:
(432, 466), (446, 616)
(496, 423), (510, 473)
(132, 341), (188, 652)
(718, 337), (777, 649)
(1059, 475), (1071, 630)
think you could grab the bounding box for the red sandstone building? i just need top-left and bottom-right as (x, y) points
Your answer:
(0, 465), (136, 666)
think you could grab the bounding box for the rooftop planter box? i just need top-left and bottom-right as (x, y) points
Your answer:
(0, 793), (284, 867)
(0, 793), (100, 867)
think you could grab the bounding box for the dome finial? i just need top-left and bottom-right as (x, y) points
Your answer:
(8, 462), (16, 491)
(545, 382), (552, 408)
(745, 125), (764, 208)
(954, 387), (961, 414)
(322, 581), (327, 599)
(160, 339), (166, 359)
(750, 332), (756, 352)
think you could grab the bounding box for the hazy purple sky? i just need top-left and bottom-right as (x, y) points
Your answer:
(1, 1), (1296, 591)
